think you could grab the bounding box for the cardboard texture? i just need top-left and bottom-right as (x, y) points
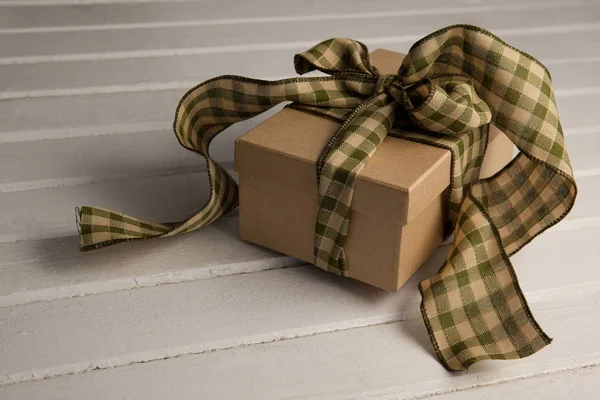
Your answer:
(234, 49), (515, 291)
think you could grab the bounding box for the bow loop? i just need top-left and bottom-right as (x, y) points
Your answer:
(294, 38), (374, 76)
(405, 78), (492, 134)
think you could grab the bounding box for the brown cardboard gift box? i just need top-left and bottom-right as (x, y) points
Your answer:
(234, 49), (515, 292)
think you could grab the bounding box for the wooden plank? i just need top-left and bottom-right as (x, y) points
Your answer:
(563, 175), (600, 221)
(1, 4), (597, 62)
(0, 215), (303, 308)
(0, 0), (579, 30)
(2, 31), (600, 96)
(565, 132), (600, 174)
(0, 90), (188, 142)
(0, 291), (598, 398)
(0, 224), (598, 385)
(0, 90), (182, 138)
(440, 366), (600, 399)
(0, 130), (201, 192)
(509, 226), (600, 294)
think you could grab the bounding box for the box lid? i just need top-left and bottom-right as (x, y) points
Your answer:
(234, 49), (451, 225)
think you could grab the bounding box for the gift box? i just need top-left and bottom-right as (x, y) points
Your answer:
(77, 25), (577, 369)
(234, 49), (514, 291)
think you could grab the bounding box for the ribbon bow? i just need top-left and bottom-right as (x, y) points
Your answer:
(292, 38), (493, 273)
(77, 25), (577, 371)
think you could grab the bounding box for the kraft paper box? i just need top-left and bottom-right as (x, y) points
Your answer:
(234, 49), (514, 292)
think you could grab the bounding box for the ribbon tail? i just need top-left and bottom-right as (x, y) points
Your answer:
(76, 206), (174, 251)
(418, 193), (552, 371)
(76, 75), (363, 251)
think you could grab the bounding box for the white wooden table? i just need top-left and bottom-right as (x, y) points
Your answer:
(1, 0), (599, 398)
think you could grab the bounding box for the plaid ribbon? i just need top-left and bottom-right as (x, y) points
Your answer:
(77, 25), (577, 371)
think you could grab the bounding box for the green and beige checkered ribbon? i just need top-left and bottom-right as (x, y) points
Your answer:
(77, 25), (577, 371)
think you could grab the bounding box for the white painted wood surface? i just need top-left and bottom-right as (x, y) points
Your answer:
(1, 0), (599, 398)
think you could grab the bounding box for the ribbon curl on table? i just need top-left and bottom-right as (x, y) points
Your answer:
(76, 25), (577, 371)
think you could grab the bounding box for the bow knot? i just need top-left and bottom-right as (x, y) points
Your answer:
(374, 73), (397, 94)
(373, 73), (414, 112)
